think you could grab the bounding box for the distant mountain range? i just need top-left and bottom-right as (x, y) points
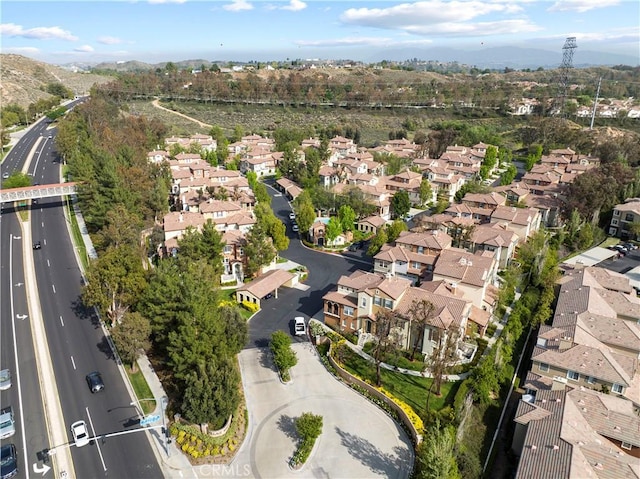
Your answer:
(62, 46), (638, 72)
(367, 46), (639, 69)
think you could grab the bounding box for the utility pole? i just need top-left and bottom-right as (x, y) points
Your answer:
(590, 77), (602, 130)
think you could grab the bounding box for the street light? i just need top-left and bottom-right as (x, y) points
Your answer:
(130, 396), (169, 457)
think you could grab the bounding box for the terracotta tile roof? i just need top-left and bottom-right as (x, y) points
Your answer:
(433, 248), (495, 287)
(163, 211), (206, 233)
(322, 291), (358, 308)
(393, 286), (470, 329)
(358, 215), (387, 227)
(337, 270), (388, 292)
(198, 200), (243, 214)
(395, 230), (452, 251)
(365, 275), (412, 300)
(490, 205), (538, 226)
(471, 224), (518, 247)
(237, 269), (295, 299)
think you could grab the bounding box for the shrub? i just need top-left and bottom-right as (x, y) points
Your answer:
(291, 413), (323, 467)
(241, 300), (259, 313)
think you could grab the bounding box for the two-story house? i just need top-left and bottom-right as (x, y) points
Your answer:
(609, 198), (640, 239)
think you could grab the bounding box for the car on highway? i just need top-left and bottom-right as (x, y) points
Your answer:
(85, 372), (105, 393)
(33, 241), (42, 250)
(71, 420), (90, 447)
(0, 443), (18, 479)
(0, 407), (15, 439)
(0, 370), (11, 391)
(294, 316), (306, 336)
(1, 172), (8, 180)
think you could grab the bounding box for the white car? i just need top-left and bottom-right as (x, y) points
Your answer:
(289, 212), (296, 220)
(294, 316), (306, 336)
(0, 369), (11, 390)
(71, 420), (90, 447)
(292, 224), (299, 232)
(0, 407), (15, 439)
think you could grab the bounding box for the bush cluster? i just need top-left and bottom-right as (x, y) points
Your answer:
(241, 300), (259, 313)
(290, 413), (323, 468)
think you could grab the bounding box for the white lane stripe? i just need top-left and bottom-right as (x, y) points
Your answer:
(9, 234), (31, 479)
(59, 316), (64, 327)
(70, 356), (76, 370)
(52, 284), (56, 294)
(85, 407), (107, 471)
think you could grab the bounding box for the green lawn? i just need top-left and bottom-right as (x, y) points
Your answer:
(127, 367), (156, 415)
(223, 289), (254, 321)
(338, 346), (459, 416)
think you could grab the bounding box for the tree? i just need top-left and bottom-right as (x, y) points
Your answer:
(371, 309), (402, 386)
(367, 228), (388, 256)
(385, 220), (407, 243)
(82, 245), (147, 327)
(293, 191), (316, 235)
(338, 205), (356, 232)
(2, 172), (31, 188)
(243, 224), (277, 277)
(181, 356), (240, 428)
(94, 204), (143, 250)
(325, 216), (343, 244)
(270, 330), (298, 380)
(415, 422), (461, 479)
(407, 299), (435, 360)
(110, 311), (151, 368)
(418, 179), (433, 207)
(425, 327), (459, 400)
(391, 190), (411, 219)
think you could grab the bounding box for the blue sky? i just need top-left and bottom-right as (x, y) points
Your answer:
(1, 0), (638, 65)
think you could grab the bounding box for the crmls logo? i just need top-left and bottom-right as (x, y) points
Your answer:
(198, 464), (252, 477)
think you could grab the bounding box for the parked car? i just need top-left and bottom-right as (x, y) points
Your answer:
(1, 172), (9, 180)
(0, 408), (15, 440)
(289, 212), (296, 220)
(0, 370), (11, 391)
(348, 243), (359, 252)
(292, 224), (299, 232)
(262, 292), (273, 300)
(71, 420), (90, 447)
(0, 443), (17, 479)
(85, 372), (104, 393)
(294, 316), (306, 336)
(33, 241), (41, 250)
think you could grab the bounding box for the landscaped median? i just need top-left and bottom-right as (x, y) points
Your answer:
(325, 339), (424, 444)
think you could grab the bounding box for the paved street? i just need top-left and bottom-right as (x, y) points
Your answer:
(232, 342), (413, 479)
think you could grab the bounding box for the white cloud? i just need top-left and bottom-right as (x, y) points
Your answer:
(223, 0), (253, 11)
(338, 1), (540, 38)
(548, 0), (619, 13)
(74, 45), (94, 53)
(0, 23), (78, 41)
(98, 36), (123, 45)
(148, 0), (187, 4)
(281, 0), (307, 12)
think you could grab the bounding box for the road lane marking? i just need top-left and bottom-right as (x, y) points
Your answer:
(41, 221), (44, 228)
(47, 259), (50, 267)
(9, 234), (31, 479)
(52, 284), (56, 294)
(85, 407), (107, 472)
(59, 316), (64, 327)
(70, 356), (76, 370)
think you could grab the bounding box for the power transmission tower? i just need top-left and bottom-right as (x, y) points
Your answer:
(551, 37), (577, 117)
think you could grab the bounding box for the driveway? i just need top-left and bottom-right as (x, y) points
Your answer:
(232, 342), (413, 479)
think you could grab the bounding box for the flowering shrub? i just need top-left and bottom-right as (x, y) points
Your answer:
(242, 300), (259, 313)
(378, 386), (424, 434)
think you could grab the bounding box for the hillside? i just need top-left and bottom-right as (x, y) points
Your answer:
(0, 54), (112, 109)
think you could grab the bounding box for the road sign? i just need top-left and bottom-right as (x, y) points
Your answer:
(139, 414), (161, 426)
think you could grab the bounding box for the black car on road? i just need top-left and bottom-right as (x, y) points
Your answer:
(85, 371), (105, 393)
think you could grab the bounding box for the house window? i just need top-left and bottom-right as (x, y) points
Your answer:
(374, 296), (382, 306)
(224, 246), (232, 254)
(586, 376), (595, 385)
(539, 363), (549, 372)
(536, 338), (547, 347)
(612, 383), (623, 394)
(621, 442), (632, 450)
(613, 210), (620, 216)
(383, 299), (393, 309)
(412, 261), (420, 269)
(342, 318), (346, 327)
(417, 246), (424, 254)
(344, 306), (354, 317)
(611, 219), (618, 226)
(625, 213), (634, 222)
(361, 297), (367, 307)
(567, 370), (579, 381)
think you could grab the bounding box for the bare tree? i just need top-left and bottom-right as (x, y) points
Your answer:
(407, 299), (435, 361)
(425, 327), (460, 413)
(371, 309), (402, 387)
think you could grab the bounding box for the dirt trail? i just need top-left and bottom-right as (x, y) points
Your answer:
(151, 98), (211, 129)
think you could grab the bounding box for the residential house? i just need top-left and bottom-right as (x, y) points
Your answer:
(609, 198), (640, 239)
(489, 205), (541, 241)
(357, 215), (387, 236)
(147, 150), (170, 164)
(512, 386), (640, 479)
(275, 178), (303, 201)
(383, 170), (424, 205)
(322, 270), (472, 356)
(468, 224), (520, 269)
(528, 266), (640, 404)
(432, 247), (499, 310)
(221, 230), (246, 284)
